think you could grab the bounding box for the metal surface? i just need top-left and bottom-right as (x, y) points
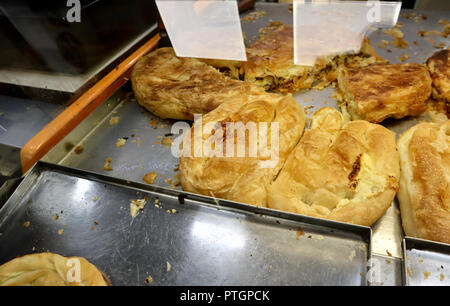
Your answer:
(372, 255), (403, 286)
(0, 95), (64, 148)
(0, 94), (64, 188)
(0, 176), (21, 208)
(0, 162), (371, 286)
(402, 237), (450, 286)
(39, 5), (449, 285)
(43, 85), (181, 188)
(0, 143), (21, 179)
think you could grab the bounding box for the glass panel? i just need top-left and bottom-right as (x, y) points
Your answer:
(156, 0), (247, 61)
(293, 0), (401, 65)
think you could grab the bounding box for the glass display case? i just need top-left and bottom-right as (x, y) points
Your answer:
(0, 0), (448, 288)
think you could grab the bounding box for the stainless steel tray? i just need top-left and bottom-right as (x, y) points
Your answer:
(0, 161), (371, 286)
(39, 5), (449, 285)
(402, 237), (450, 286)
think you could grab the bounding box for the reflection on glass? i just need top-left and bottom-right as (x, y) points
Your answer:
(293, 0), (401, 66)
(191, 220), (246, 249)
(156, 0), (247, 61)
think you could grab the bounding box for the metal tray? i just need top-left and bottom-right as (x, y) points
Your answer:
(39, 5), (449, 285)
(402, 237), (450, 286)
(0, 162), (371, 286)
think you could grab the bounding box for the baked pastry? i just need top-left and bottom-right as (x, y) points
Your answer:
(426, 49), (450, 103)
(267, 107), (400, 226)
(0, 253), (109, 286)
(179, 93), (306, 206)
(397, 120), (450, 244)
(131, 47), (264, 120)
(337, 63), (432, 123)
(204, 22), (385, 93)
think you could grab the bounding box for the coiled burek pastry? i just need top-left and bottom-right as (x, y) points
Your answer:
(179, 92), (306, 207)
(131, 47), (265, 120)
(267, 108), (400, 226)
(0, 253), (109, 286)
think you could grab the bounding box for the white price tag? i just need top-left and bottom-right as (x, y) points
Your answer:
(293, 1), (401, 65)
(156, 0), (247, 61)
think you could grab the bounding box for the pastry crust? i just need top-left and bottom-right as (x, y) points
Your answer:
(0, 253), (109, 286)
(267, 107), (400, 226)
(397, 120), (450, 244)
(131, 47), (264, 120)
(426, 49), (450, 110)
(205, 22), (385, 93)
(179, 93), (306, 207)
(337, 63), (432, 123)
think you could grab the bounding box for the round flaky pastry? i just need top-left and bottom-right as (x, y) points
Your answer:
(131, 47), (264, 120)
(267, 107), (400, 226)
(179, 92), (306, 207)
(0, 253), (109, 286)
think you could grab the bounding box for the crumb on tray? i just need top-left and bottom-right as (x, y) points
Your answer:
(145, 276), (153, 284)
(400, 54), (410, 62)
(348, 250), (356, 262)
(103, 158), (113, 171)
(116, 138), (126, 147)
(130, 198), (148, 219)
(149, 120), (159, 128)
(296, 227), (305, 239)
(142, 172), (157, 184)
(241, 10), (268, 23)
(384, 26), (408, 48)
(109, 116), (120, 126)
(407, 268), (413, 277)
(161, 136), (173, 147)
(74, 145), (84, 154)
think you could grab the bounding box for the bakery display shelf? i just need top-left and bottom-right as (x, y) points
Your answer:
(34, 5), (448, 285)
(402, 237), (450, 286)
(0, 161), (371, 286)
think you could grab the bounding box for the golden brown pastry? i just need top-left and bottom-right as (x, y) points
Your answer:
(426, 49), (450, 103)
(267, 108), (400, 226)
(198, 58), (242, 80)
(397, 120), (450, 244)
(337, 63), (432, 123)
(179, 93), (306, 207)
(131, 47), (264, 120)
(204, 22), (385, 93)
(0, 253), (109, 286)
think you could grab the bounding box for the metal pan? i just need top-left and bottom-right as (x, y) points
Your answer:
(0, 161), (371, 286)
(402, 237), (450, 286)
